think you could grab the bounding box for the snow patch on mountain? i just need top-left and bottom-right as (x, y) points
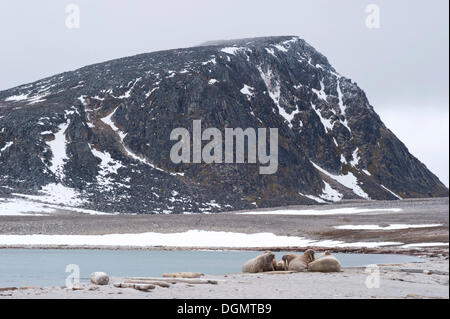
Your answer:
(5, 94), (29, 102)
(13, 183), (86, 207)
(311, 102), (333, 132)
(312, 162), (370, 199)
(202, 57), (217, 65)
(312, 81), (328, 101)
(0, 196), (115, 216)
(298, 192), (326, 204)
(362, 169), (371, 176)
(336, 80), (351, 133)
(265, 48), (277, 57)
(0, 141), (13, 153)
(91, 146), (124, 192)
(350, 148), (360, 167)
(116, 77), (142, 99)
(258, 67), (299, 128)
(300, 181), (343, 203)
(320, 181), (343, 202)
(221, 47), (245, 55)
(381, 185), (403, 200)
(47, 121), (69, 180)
(100, 108), (184, 177)
(101, 108), (126, 140)
(240, 84), (254, 100)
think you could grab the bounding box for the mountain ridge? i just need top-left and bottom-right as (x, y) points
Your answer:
(0, 36), (447, 213)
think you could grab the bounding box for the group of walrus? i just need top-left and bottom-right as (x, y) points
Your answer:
(242, 250), (342, 273)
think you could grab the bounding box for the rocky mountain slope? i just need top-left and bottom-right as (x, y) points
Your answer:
(0, 36), (447, 213)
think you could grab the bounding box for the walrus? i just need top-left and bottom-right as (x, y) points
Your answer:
(275, 261), (285, 271)
(282, 254), (300, 269)
(317, 251), (332, 258)
(282, 250), (315, 272)
(307, 251), (342, 272)
(242, 252), (276, 273)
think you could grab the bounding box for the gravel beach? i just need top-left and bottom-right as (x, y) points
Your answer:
(0, 198), (447, 248)
(0, 197), (448, 299)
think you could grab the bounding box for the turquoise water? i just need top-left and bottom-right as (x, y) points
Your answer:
(0, 249), (421, 288)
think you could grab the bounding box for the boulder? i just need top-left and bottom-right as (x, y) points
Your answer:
(90, 272), (110, 285)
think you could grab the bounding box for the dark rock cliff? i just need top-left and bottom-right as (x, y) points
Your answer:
(0, 36), (447, 213)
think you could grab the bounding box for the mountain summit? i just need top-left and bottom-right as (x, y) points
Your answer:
(0, 36), (447, 213)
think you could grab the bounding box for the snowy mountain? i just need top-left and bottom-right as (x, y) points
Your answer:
(0, 36), (447, 213)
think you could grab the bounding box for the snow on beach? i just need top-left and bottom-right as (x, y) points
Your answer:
(334, 224), (443, 230)
(237, 207), (403, 216)
(0, 229), (403, 248)
(401, 242), (449, 248)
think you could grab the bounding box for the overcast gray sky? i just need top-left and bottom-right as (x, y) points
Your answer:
(1, 0), (448, 186)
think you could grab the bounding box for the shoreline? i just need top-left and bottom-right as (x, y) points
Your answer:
(0, 244), (448, 257)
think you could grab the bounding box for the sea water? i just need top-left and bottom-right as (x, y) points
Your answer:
(0, 249), (421, 287)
